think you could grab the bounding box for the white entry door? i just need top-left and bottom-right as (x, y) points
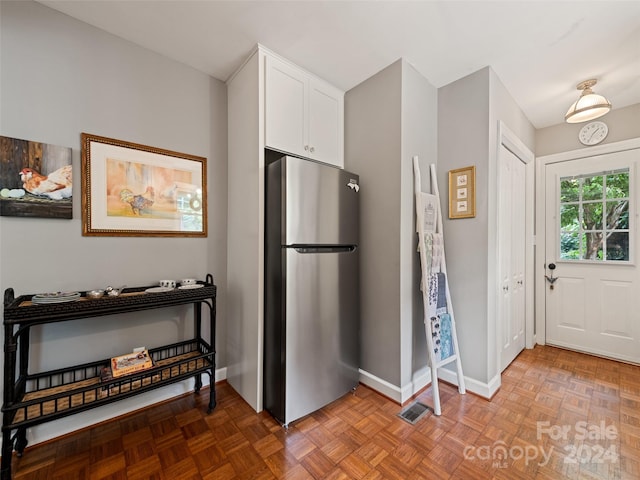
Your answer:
(544, 149), (640, 363)
(499, 146), (526, 371)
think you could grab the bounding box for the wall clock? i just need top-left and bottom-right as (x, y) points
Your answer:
(578, 121), (608, 146)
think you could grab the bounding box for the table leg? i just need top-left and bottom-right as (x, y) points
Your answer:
(1, 429), (13, 480)
(15, 428), (27, 456)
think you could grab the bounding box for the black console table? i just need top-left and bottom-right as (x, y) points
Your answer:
(1, 274), (216, 480)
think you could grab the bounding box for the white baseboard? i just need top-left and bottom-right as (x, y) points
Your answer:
(437, 368), (501, 399)
(358, 366), (434, 404)
(359, 367), (500, 404)
(0, 367), (228, 452)
(358, 369), (405, 403)
(399, 366), (432, 403)
(215, 366), (228, 383)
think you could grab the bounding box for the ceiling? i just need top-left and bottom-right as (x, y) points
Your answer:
(38, 1), (640, 129)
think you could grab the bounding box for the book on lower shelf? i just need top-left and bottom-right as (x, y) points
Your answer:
(110, 349), (154, 378)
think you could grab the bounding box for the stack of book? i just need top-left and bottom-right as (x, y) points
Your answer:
(99, 349), (157, 398)
(110, 349), (154, 378)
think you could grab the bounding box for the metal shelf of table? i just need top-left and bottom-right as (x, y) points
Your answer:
(1, 275), (216, 480)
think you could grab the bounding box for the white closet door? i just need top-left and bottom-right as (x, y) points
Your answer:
(500, 146), (526, 371)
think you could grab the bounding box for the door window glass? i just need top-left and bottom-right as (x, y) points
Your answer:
(559, 168), (630, 261)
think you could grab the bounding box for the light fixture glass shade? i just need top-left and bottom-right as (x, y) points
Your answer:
(565, 79), (611, 123)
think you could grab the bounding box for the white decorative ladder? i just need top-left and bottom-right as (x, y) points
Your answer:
(413, 157), (466, 415)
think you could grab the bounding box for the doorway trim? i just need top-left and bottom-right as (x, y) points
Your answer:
(535, 138), (640, 348)
(495, 122), (535, 374)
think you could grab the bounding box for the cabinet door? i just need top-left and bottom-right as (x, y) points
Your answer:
(265, 55), (307, 158)
(308, 78), (344, 167)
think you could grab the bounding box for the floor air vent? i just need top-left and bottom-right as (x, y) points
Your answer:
(397, 401), (430, 425)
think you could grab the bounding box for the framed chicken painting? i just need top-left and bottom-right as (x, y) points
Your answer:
(81, 133), (207, 237)
(0, 135), (72, 219)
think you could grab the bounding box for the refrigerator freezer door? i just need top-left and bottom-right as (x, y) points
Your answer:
(282, 156), (359, 246)
(284, 247), (359, 425)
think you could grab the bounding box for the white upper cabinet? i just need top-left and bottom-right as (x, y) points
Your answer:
(265, 56), (306, 158)
(265, 55), (344, 167)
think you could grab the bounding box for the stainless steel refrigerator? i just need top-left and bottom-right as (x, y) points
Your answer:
(264, 155), (360, 426)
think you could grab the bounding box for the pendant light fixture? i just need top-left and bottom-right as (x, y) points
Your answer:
(565, 79), (611, 123)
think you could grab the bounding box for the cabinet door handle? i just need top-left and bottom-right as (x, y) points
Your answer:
(309, 146), (315, 153)
(304, 145), (309, 151)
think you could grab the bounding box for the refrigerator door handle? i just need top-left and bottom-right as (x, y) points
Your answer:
(292, 245), (357, 254)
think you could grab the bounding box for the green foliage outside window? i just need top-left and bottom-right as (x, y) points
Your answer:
(559, 169), (630, 261)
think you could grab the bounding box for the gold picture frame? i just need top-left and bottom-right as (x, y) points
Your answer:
(81, 133), (207, 237)
(448, 166), (476, 219)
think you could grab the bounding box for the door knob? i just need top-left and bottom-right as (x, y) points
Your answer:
(545, 263), (558, 290)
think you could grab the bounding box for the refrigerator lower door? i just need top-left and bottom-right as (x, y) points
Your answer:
(284, 247), (359, 425)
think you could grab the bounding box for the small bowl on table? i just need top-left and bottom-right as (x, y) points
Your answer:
(86, 289), (105, 299)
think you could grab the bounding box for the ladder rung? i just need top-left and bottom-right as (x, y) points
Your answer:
(435, 355), (458, 368)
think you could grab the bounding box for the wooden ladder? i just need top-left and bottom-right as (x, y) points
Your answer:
(413, 157), (466, 415)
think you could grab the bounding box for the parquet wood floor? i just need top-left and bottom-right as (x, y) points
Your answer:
(9, 345), (640, 479)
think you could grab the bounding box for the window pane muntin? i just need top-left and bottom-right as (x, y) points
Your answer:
(559, 168), (631, 263)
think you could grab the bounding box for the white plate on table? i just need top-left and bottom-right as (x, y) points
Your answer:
(32, 292), (81, 304)
(145, 287), (174, 293)
(178, 284), (204, 290)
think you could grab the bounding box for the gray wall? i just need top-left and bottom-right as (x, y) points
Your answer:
(400, 62), (438, 387)
(487, 68), (535, 381)
(438, 68), (491, 384)
(537, 103), (640, 156)
(345, 59), (437, 394)
(0, 0), (227, 444)
(346, 60), (402, 386)
(438, 67), (535, 386)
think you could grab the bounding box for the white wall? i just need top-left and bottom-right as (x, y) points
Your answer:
(225, 50), (264, 411)
(0, 0), (227, 445)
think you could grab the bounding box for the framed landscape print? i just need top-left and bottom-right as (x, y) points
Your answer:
(81, 133), (207, 237)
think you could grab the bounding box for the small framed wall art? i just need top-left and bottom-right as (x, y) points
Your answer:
(0, 135), (72, 219)
(448, 166), (476, 219)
